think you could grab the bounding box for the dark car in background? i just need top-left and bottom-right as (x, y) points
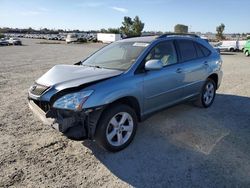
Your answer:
(0, 38), (9, 46)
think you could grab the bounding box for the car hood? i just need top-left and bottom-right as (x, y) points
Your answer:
(36, 65), (123, 90)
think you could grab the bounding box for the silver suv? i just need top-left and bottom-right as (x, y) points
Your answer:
(28, 33), (223, 152)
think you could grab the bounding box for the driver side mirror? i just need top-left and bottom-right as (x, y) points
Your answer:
(145, 59), (163, 71)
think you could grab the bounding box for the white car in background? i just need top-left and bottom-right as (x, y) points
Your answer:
(66, 33), (78, 43)
(215, 41), (238, 52)
(215, 40), (247, 52)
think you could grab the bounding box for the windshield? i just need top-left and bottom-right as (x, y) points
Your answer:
(82, 41), (149, 70)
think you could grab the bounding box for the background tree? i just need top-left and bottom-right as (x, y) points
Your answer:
(216, 23), (225, 40)
(107, 28), (120, 34)
(27, 27), (34, 34)
(120, 16), (134, 36)
(120, 16), (144, 37)
(100, 28), (120, 34)
(0, 33), (4, 38)
(174, 24), (188, 33)
(132, 16), (144, 36)
(100, 28), (108, 33)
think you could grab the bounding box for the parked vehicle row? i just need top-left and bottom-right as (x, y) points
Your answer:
(7, 38), (22, 45)
(5, 33), (66, 40)
(4, 33), (98, 43)
(0, 37), (22, 46)
(212, 39), (250, 57)
(214, 40), (247, 52)
(65, 33), (97, 43)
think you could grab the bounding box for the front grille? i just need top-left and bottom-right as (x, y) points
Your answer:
(33, 100), (51, 112)
(30, 83), (49, 96)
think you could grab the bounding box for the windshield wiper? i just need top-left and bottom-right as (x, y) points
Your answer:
(82, 64), (102, 69)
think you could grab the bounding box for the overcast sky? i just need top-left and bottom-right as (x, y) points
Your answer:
(0, 0), (249, 33)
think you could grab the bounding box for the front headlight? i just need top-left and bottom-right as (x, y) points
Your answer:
(53, 90), (94, 111)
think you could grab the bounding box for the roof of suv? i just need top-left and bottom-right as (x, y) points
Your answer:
(118, 36), (158, 43)
(119, 33), (201, 43)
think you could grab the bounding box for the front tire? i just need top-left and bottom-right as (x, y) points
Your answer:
(245, 51), (249, 57)
(95, 104), (137, 152)
(195, 78), (216, 108)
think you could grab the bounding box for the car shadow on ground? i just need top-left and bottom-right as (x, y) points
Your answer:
(220, 52), (236, 55)
(82, 94), (250, 187)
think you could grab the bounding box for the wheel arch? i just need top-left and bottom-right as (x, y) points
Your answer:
(91, 96), (141, 141)
(208, 73), (218, 89)
(106, 96), (142, 122)
(245, 50), (250, 57)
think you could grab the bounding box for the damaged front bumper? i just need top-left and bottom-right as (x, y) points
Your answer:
(28, 100), (103, 139)
(28, 100), (59, 130)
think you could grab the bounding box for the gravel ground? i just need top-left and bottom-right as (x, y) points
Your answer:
(0, 39), (250, 187)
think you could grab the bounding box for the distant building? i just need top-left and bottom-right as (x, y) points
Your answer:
(174, 24), (188, 33)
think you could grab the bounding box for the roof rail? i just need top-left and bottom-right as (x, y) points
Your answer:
(158, 33), (200, 39)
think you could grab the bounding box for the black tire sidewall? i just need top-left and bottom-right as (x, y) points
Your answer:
(201, 79), (216, 108)
(95, 104), (137, 152)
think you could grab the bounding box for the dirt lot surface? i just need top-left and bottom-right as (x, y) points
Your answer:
(0, 39), (250, 187)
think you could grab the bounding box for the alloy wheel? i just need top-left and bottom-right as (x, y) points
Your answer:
(106, 112), (134, 147)
(203, 82), (215, 106)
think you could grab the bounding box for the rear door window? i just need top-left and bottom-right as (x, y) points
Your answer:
(177, 40), (197, 62)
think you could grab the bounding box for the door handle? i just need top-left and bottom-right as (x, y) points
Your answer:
(176, 68), (182, 73)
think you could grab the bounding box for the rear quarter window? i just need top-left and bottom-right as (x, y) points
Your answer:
(194, 42), (204, 58)
(199, 43), (211, 56)
(194, 42), (211, 58)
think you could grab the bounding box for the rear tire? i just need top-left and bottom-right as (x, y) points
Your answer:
(229, 48), (235, 52)
(245, 51), (250, 57)
(95, 104), (137, 152)
(195, 78), (216, 108)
